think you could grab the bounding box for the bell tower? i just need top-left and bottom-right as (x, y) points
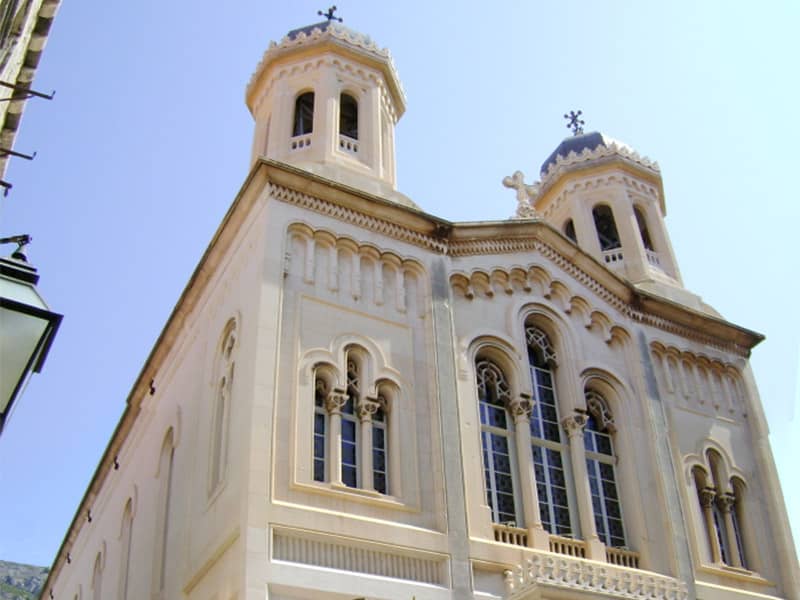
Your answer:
(245, 13), (407, 201)
(521, 128), (702, 306)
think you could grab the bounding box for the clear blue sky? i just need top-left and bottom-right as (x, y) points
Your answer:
(1, 1), (798, 567)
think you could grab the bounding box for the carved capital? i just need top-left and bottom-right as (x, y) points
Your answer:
(508, 394), (533, 423)
(716, 493), (736, 513)
(357, 396), (381, 421)
(561, 413), (588, 436)
(325, 388), (349, 414)
(699, 487), (717, 509)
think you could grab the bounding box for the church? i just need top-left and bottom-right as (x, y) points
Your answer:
(39, 13), (799, 600)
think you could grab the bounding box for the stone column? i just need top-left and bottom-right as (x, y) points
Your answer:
(325, 389), (349, 486)
(699, 487), (722, 563)
(358, 396), (381, 491)
(562, 414), (606, 560)
(609, 194), (649, 283)
(718, 493), (743, 567)
(508, 394), (549, 550)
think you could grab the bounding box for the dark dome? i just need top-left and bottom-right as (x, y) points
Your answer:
(540, 131), (629, 177)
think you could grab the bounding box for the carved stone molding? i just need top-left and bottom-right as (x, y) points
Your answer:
(271, 181), (752, 357)
(562, 414), (588, 436)
(508, 395), (533, 422)
(325, 390), (349, 414)
(357, 397), (381, 421)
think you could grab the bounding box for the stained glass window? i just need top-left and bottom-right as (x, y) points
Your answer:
(527, 326), (572, 536)
(585, 391), (626, 548)
(476, 359), (518, 524)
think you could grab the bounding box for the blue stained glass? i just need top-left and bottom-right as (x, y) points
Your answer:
(543, 423), (560, 441)
(373, 450), (385, 471)
(492, 436), (509, 453)
(373, 428), (384, 446)
(497, 474), (514, 493)
(342, 465), (357, 487)
(342, 442), (356, 464)
(314, 459), (324, 482)
(493, 453), (511, 473)
(603, 480), (619, 499)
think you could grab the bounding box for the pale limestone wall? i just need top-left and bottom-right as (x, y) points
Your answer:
(48, 185), (266, 600)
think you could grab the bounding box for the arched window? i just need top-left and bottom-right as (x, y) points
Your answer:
(118, 499), (133, 600)
(584, 390), (626, 548)
(730, 478), (748, 569)
(563, 219), (577, 243)
(526, 326), (572, 536)
(592, 204), (621, 251)
(209, 319), (236, 495)
(695, 450), (749, 568)
(91, 553), (103, 600)
(634, 206), (654, 251)
(154, 431), (175, 596)
(313, 375), (329, 483)
(339, 93), (358, 139)
(342, 353), (361, 488)
(293, 91), (315, 136)
(312, 348), (393, 495)
(371, 389), (390, 494)
(476, 358), (518, 524)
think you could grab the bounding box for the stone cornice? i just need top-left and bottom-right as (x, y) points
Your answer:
(261, 161), (762, 355)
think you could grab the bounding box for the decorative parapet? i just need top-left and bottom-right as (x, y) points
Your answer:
(246, 22), (406, 106)
(508, 141), (660, 217)
(504, 554), (687, 600)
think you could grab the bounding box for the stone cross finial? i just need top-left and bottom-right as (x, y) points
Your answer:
(502, 170), (537, 218)
(318, 5), (343, 22)
(564, 110), (585, 136)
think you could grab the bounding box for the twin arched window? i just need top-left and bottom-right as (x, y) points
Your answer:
(693, 451), (748, 569)
(291, 91), (359, 140)
(313, 347), (390, 494)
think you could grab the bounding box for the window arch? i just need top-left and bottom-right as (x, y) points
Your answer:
(293, 91), (314, 136)
(91, 553), (103, 600)
(584, 390), (626, 548)
(526, 325), (572, 536)
(634, 206), (654, 251)
(118, 499), (133, 600)
(339, 92), (358, 140)
(311, 346), (393, 495)
(342, 351), (362, 488)
(563, 219), (577, 243)
(209, 319), (236, 496)
(476, 358), (518, 524)
(154, 430), (175, 596)
(592, 204), (621, 251)
(313, 371), (331, 483)
(372, 382), (393, 495)
(694, 448), (749, 569)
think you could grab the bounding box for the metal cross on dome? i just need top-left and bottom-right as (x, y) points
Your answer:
(564, 110), (585, 136)
(318, 5), (343, 22)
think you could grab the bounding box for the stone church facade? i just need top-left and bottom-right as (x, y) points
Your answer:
(40, 17), (799, 600)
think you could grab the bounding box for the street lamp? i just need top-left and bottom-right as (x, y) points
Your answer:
(0, 234), (61, 435)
